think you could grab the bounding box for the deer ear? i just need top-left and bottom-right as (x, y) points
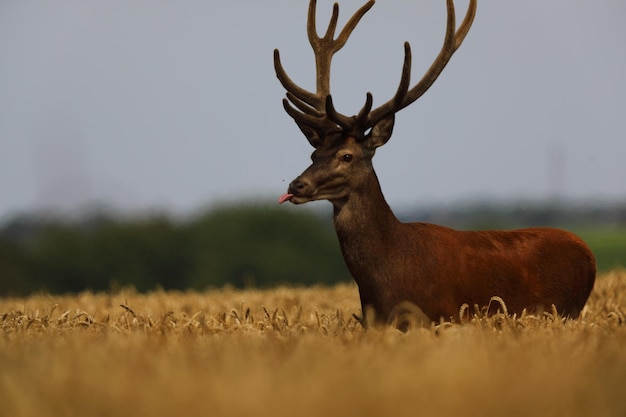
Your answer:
(367, 115), (395, 149)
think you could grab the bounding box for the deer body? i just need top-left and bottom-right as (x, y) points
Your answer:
(275, 0), (596, 325)
(333, 177), (595, 322)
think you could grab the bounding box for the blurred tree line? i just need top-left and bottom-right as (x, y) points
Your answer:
(0, 203), (349, 296)
(1, 199), (625, 296)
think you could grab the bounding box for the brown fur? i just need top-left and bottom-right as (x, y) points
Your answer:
(332, 170), (596, 324)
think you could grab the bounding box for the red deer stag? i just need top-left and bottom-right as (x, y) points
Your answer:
(275, 0), (596, 326)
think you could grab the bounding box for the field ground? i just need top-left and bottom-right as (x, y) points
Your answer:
(1, 271), (626, 417)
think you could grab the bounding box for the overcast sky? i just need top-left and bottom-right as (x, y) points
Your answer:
(1, 1), (625, 220)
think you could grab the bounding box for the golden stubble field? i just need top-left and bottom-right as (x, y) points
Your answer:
(1, 271), (626, 417)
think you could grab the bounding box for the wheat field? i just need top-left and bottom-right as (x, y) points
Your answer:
(1, 271), (625, 417)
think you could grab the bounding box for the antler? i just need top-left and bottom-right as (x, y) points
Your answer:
(274, 0), (375, 131)
(274, 0), (477, 140)
(366, 0), (477, 127)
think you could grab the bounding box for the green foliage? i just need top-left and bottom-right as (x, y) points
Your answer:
(186, 204), (347, 289)
(573, 228), (626, 272)
(0, 237), (34, 295)
(0, 203), (348, 295)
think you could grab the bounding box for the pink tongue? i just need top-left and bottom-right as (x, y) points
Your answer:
(278, 193), (294, 204)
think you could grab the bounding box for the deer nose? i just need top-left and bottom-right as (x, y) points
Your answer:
(288, 178), (309, 196)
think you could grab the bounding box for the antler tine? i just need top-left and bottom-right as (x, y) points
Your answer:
(333, 0), (375, 52)
(274, 49), (322, 109)
(386, 42), (413, 108)
(356, 92), (374, 125)
(313, 2), (339, 44)
(282, 98), (323, 128)
(286, 92), (324, 118)
(325, 95), (354, 130)
(367, 0), (477, 127)
(282, 98), (342, 139)
(454, 0), (477, 48)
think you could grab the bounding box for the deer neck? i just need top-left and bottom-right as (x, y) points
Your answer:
(332, 170), (401, 261)
(331, 170), (406, 317)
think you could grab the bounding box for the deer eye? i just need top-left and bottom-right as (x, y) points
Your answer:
(341, 154), (353, 163)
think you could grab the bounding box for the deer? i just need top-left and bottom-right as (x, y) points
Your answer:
(275, 0), (596, 327)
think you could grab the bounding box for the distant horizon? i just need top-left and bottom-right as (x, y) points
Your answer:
(2, 194), (625, 224)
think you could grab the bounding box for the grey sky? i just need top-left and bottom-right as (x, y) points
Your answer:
(1, 1), (625, 220)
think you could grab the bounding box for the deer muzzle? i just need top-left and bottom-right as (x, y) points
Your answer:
(278, 178), (311, 205)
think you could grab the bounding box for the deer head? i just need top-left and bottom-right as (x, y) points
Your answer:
(277, 0), (477, 206)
